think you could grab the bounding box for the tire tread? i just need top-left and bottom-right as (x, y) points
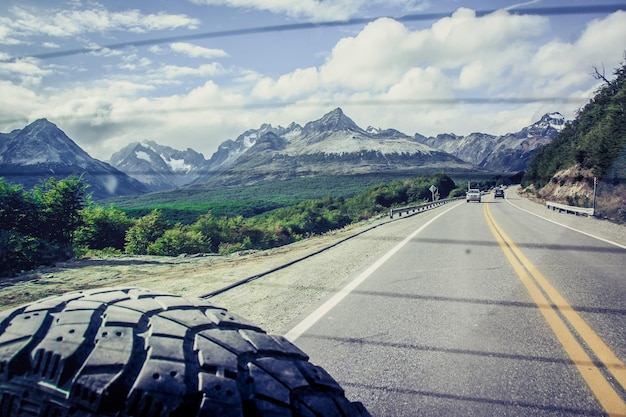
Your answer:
(0, 287), (370, 417)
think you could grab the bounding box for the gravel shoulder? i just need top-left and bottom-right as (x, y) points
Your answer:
(1, 189), (624, 335)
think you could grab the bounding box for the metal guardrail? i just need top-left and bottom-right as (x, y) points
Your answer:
(546, 201), (595, 216)
(389, 197), (464, 218)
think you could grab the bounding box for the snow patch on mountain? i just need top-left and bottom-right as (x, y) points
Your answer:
(135, 150), (152, 163)
(165, 157), (192, 173)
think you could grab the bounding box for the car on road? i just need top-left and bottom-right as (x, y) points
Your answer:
(466, 188), (482, 202)
(494, 188), (505, 198)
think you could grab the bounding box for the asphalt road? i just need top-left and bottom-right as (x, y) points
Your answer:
(286, 195), (626, 416)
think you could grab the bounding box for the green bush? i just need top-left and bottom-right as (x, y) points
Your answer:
(147, 225), (211, 256)
(74, 205), (133, 251)
(124, 209), (169, 255)
(0, 230), (60, 276)
(1, 176), (87, 276)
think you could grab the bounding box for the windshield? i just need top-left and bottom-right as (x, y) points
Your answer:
(1, 2), (625, 417)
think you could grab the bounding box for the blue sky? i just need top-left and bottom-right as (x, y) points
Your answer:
(1, 0), (625, 160)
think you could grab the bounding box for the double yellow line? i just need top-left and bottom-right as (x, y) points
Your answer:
(484, 203), (626, 416)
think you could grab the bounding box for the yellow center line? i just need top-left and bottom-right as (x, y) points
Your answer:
(483, 202), (626, 417)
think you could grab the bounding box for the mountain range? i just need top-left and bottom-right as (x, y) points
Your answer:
(0, 109), (566, 198)
(190, 108), (473, 187)
(414, 112), (565, 172)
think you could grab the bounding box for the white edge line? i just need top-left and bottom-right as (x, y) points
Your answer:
(284, 202), (463, 342)
(505, 195), (626, 250)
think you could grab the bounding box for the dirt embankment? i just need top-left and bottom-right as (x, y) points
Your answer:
(533, 165), (595, 204)
(522, 164), (625, 223)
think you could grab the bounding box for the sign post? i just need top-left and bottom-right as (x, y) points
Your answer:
(429, 185), (438, 201)
(593, 176), (597, 216)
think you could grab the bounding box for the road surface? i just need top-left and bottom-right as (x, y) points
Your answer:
(286, 193), (626, 416)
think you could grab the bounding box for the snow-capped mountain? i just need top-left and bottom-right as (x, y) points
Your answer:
(415, 112), (565, 173)
(110, 140), (210, 192)
(479, 112), (565, 172)
(205, 123), (293, 175)
(0, 119), (147, 199)
(193, 108), (474, 186)
(2, 111), (565, 199)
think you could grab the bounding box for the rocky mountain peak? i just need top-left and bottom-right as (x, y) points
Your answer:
(303, 108), (361, 135)
(109, 139), (210, 191)
(535, 112), (565, 131)
(518, 112), (565, 139)
(23, 118), (52, 131)
(1, 118), (91, 165)
(0, 120), (147, 199)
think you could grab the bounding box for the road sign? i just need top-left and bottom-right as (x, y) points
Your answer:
(429, 185), (438, 201)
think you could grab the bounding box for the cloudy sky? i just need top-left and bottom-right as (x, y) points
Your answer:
(1, 1), (625, 161)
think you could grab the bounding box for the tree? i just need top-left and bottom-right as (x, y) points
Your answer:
(0, 178), (37, 234)
(191, 212), (222, 253)
(32, 176), (88, 259)
(124, 209), (169, 254)
(74, 204), (133, 252)
(1, 177), (85, 276)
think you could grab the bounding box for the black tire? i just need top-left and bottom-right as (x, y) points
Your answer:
(0, 287), (370, 417)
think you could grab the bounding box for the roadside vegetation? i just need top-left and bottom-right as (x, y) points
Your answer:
(1, 172), (467, 277)
(522, 57), (626, 222)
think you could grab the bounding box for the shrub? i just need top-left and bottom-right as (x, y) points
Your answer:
(75, 205), (133, 251)
(124, 209), (169, 255)
(147, 225), (211, 256)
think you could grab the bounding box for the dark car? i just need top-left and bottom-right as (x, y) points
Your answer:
(494, 188), (505, 198)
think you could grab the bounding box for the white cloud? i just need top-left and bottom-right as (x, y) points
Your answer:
(252, 67), (319, 99)
(385, 67), (452, 100)
(251, 9), (548, 99)
(41, 42), (61, 48)
(119, 54), (153, 71)
(0, 58), (54, 86)
(189, 0), (430, 21)
(527, 10), (626, 96)
(151, 63), (226, 79)
(169, 42), (229, 59)
(0, 81), (43, 128)
(0, 4), (200, 42)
